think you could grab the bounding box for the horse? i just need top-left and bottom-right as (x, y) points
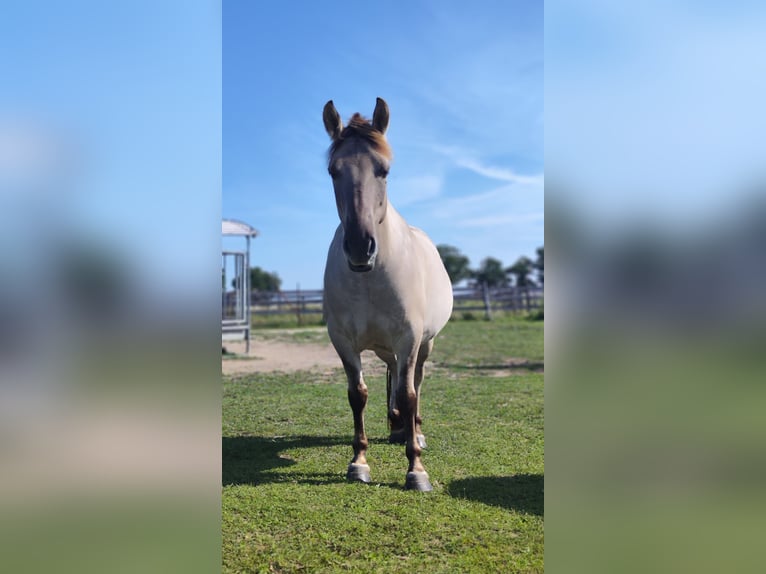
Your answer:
(322, 98), (453, 491)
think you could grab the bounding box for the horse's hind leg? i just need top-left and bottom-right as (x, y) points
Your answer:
(376, 350), (406, 443)
(379, 347), (428, 448)
(336, 348), (371, 484)
(413, 339), (433, 450)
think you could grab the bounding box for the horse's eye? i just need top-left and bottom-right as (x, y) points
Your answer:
(376, 168), (389, 179)
(328, 166), (340, 179)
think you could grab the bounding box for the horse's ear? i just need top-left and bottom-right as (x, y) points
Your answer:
(323, 100), (343, 140)
(372, 97), (389, 135)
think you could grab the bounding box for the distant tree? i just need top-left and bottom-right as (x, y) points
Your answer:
(473, 257), (508, 288)
(231, 266), (282, 292)
(249, 266), (282, 292)
(533, 246), (544, 285)
(436, 244), (471, 284)
(506, 256), (536, 287)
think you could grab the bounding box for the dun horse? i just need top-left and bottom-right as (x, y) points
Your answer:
(322, 98), (453, 491)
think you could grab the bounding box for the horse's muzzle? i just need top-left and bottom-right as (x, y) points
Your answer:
(347, 254), (376, 273)
(343, 236), (377, 272)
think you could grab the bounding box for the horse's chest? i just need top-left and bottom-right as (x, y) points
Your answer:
(356, 288), (404, 325)
(326, 281), (408, 347)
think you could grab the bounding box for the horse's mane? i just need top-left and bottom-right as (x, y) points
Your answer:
(328, 113), (392, 160)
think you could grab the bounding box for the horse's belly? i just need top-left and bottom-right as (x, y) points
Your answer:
(423, 276), (453, 338)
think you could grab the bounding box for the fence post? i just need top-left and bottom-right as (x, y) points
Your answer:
(482, 281), (492, 320)
(296, 284), (302, 326)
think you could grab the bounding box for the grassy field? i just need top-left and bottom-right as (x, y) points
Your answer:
(222, 316), (544, 573)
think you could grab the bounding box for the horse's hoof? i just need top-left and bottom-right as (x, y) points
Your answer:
(404, 471), (433, 492)
(346, 463), (371, 483)
(417, 434), (427, 449)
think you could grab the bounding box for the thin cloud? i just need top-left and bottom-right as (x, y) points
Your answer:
(455, 157), (543, 185)
(391, 174), (444, 206)
(432, 185), (513, 215)
(430, 183), (542, 221)
(432, 144), (543, 185)
(457, 211), (544, 228)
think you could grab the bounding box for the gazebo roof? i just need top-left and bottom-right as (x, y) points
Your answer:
(222, 218), (259, 237)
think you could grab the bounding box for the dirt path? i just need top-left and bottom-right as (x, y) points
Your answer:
(222, 338), (388, 376)
(222, 339), (337, 375)
(222, 336), (542, 378)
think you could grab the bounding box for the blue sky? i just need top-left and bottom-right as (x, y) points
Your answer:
(224, 1), (543, 289)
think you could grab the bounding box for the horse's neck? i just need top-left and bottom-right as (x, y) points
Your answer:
(376, 202), (413, 265)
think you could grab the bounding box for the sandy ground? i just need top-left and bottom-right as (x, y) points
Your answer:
(222, 334), (541, 377)
(222, 339), (386, 376)
(221, 339), (337, 375)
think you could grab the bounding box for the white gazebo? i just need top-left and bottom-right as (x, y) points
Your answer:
(222, 219), (259, 353)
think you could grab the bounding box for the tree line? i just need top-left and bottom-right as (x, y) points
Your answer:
(239, 244), (543, 292)
(436, 244), (544, 288)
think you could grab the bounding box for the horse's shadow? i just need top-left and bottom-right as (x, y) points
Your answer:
(435, 361), (544, 373)
(224, 436), (544, 512)
(446, 474), (544, 515)
(223, 435), (411, 488)
(223, 435), (350, 486)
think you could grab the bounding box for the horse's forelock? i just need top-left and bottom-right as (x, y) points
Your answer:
(328, 113), (392, 161)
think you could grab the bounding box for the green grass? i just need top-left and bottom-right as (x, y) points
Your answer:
(223, 318), (544, 573)
(434, 314), (544, 371)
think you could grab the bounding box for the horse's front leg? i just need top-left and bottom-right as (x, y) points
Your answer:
(386, 343), (429, 451)
(338, 353), (371, 483)
(396, 337), (432, 491)
(329, 330), (370, 482)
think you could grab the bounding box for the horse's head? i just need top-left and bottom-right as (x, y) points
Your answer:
(323, 98), (391, 272)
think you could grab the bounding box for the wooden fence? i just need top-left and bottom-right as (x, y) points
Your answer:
(452, 284), (543, 318)
(223, 284), (542, 322)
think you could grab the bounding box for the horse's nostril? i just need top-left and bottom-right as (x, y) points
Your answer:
(343, 234), (376, 264)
